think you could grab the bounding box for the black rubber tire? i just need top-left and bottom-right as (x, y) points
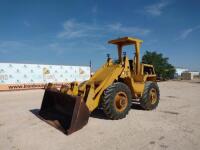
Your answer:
(101, 82), (132, 120)
(140, 81), (160, 110)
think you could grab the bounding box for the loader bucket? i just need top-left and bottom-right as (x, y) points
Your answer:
(39, 89), (90, 135)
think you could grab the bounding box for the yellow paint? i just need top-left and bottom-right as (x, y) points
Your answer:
(70, 37), (157, 112)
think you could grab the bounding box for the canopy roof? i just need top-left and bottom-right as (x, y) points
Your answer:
(108, 37), (143, 46)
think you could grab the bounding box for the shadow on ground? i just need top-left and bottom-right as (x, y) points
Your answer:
(131, 103), (143, 110)
(90, 108), (109, 120)
(30, 109), (40, 116)
(30, 103), (144, 123)
(90, 103), (144, 120)
(29, 109), (66, 134)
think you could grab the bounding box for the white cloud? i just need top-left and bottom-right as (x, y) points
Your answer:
(108, 23), (151, 36)
(144, 0), (169, 16)
(57, 19), (100, 38)
(24, 21), (30, 27)
(92, 5), (98, 14)
(178, 26), (200, 40)
(0, 41), (27, 54)
(180, 28), (193, 39)
(58, 19), (151, 39)
(0, 41), (25, 48)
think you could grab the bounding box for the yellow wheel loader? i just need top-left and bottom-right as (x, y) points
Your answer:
(39, 37), (160, 135)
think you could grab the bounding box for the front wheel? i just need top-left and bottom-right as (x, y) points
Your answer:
(101, 82), (132, 120)
(140, 81), (160, 110)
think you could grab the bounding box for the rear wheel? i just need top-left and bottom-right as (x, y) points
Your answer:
(101, 82), (132, 119)
(140, 81), (160, 110)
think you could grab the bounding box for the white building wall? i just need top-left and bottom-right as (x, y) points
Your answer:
(0, 63), (90, 84)
(175, 68), (188, 76)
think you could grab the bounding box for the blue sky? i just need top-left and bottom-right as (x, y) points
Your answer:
(0, 0), (200, 71)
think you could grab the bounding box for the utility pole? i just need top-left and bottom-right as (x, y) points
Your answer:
(89, 60), (92, 77)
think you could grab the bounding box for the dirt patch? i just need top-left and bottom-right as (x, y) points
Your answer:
(159, 136), (165, 140)
(160, 144), (169, 149)
(0, 81), (200, 150)
(149, 141), (156, 145)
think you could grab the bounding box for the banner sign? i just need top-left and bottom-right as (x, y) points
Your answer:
(0, 63), (90, 91)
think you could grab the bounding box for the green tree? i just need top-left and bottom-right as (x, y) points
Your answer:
(142, 51), (175, 80)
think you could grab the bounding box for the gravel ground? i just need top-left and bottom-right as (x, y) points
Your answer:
(0, 80), (200, 150)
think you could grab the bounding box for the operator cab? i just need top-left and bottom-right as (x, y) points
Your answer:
(108, 37), (143, 75)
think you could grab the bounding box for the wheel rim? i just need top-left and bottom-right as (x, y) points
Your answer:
(149, 88), (158, 104)
(114, 92), (128, 112)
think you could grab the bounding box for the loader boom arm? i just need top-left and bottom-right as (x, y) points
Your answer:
(81, 60), (124, 112)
